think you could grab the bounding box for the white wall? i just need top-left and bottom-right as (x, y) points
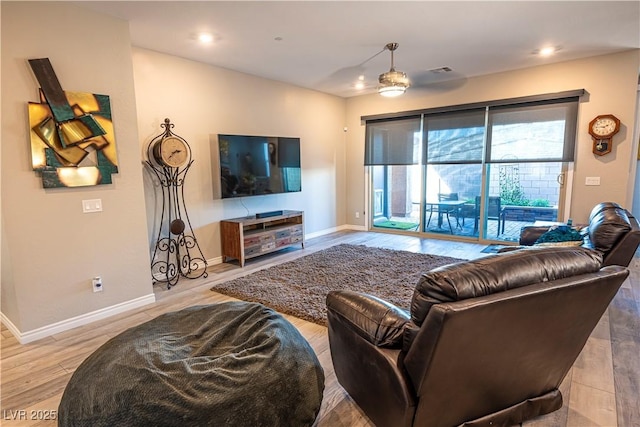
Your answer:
(345, 50), (640, 225)
(1, 2), (154, 336)
(132, 48), (347, 263)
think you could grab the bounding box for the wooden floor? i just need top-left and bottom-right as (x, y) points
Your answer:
(1, 230), (639, 426)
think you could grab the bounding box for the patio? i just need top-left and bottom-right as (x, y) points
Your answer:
(423, 217), (532, 242)
(375, 210), (538, 242)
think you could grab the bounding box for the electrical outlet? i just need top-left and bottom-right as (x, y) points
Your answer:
(92, 276), (103, 293)
(355, 211), (360, 218)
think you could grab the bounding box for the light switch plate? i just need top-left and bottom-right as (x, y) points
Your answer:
(585, 177), (600, 186)
(82, 199), (103, 213)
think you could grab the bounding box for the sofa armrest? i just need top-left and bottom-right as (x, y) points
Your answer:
(326, 290), (410, 348)
(519, 226), (551, 245)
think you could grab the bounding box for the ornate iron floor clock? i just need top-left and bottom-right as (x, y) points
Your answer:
(145, 118), (208, 288)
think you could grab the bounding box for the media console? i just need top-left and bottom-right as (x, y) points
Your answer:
(220, 210), (304, 266)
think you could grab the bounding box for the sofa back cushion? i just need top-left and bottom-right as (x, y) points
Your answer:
(410, 246), (603, 326)
(587, 206), (632, 253)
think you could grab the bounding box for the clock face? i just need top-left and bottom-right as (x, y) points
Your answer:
(156, 136), (188, 167)
(589, 115), (620, 139)
(592, 118), (616, 136)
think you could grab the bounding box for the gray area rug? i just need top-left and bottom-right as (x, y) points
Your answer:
(211, 244), (464, 325)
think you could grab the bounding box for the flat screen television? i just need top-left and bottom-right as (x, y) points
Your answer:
(212, 134), (302, 199)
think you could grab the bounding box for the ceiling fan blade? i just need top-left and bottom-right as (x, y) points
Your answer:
(315, 46), (387, 89)
(410, 69), (468, 92)
(316, 64), (366, 89)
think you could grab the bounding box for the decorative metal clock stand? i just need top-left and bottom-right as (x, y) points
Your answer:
(145, 118), (208, 288)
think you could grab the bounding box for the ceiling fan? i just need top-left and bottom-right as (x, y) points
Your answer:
(375, 43), (466, 96)
(345, 42), (412, 97)
(320, 41), (462, 97)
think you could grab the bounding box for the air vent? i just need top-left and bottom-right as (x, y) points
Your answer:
(429, 66), (453, 74)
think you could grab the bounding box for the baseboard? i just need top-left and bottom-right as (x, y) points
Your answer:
(205, 256), (223, 267)
(0, 293), (156, 344)
(0, 313), (21, 342)
(306, 224), (364, 240)
(345, 224), (367, 232)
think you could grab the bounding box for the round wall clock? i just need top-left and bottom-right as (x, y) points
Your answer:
(588, 114), (620, 156)
(153, 136), (189, 168)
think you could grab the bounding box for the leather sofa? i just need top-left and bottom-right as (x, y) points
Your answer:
(326, 246), (629, 427)
(519, 202), (640, 267)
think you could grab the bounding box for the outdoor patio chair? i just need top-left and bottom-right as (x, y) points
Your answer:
(473, 196), (503, 237)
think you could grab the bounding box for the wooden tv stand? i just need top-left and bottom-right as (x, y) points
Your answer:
(220, 210), (304, 266)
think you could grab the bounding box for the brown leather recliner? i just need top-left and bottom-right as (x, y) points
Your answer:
(519, 202), (640, 267)
(326, 246), (629, 427)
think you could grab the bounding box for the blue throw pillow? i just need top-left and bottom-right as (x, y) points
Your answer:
(535, 225), (583, 244)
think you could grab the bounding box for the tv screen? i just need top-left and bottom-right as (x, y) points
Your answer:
(213, 134), (302, 199)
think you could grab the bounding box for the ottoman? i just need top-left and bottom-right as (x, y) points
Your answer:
(58, 302), (324, 426)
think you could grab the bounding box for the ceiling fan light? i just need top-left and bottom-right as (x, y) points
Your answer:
(378, 70), (410, 97)
(378, 84), (407, 97)
(378, 42), (410, 97)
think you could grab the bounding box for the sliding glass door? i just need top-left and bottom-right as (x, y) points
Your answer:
(364, 92), (580, 243)
(423, 110), (485, 237)
(484, 100), (577, 241)
(366, 117), (423, 233)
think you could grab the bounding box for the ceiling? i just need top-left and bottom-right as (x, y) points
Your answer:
(76, 1), (640, 98)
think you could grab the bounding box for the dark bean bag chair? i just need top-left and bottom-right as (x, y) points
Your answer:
(58, 302), (324, 426)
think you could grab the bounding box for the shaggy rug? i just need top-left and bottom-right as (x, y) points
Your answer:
(211, 244), (465, 326)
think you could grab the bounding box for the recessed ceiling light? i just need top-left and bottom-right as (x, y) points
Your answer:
(534, 46), (561, 57)
(354, 81), (365, 90)
(198, 33), (214, 43)
(539, 47), (555, 56)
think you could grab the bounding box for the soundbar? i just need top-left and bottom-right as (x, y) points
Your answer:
(256, 210), (284, 219)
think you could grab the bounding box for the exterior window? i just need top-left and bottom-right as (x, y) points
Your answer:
(364, 93), (580, 242)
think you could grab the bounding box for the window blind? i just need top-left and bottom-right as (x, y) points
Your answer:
(486, 99), (578, 163)
(424, 109), (486, 164)
(364, 116), (421, 166)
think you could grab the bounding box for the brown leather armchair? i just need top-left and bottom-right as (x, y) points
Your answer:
(519, 202), (640, 267)
(327, 247), (629, 427)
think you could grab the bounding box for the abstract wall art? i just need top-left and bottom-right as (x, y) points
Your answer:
(28, 58), (118, 188)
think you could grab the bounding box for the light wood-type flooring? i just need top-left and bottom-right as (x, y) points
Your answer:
(2, 230), (639, 426)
